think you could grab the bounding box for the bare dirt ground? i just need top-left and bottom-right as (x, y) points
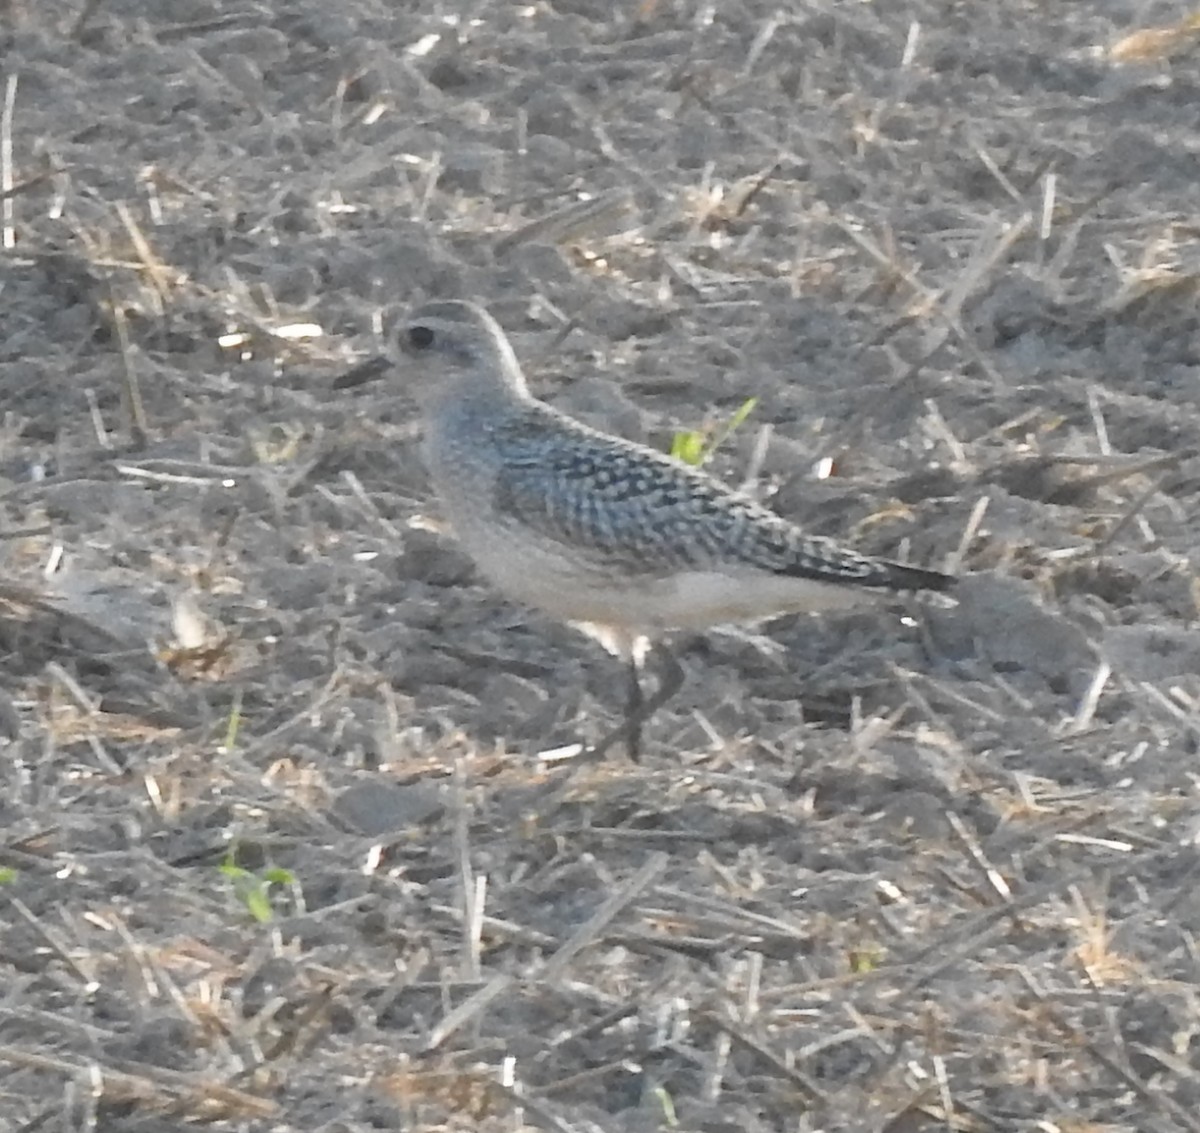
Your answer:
(3, 1), (1200, 1130)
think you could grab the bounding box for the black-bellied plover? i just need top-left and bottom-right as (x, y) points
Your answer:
(337, 300), (954, 759)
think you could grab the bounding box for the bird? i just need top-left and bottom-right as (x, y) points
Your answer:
(335, 299), (955, 760)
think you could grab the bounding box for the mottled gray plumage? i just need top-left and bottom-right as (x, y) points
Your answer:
(338, 299), (954, 758)
(487, 409), (947, 590)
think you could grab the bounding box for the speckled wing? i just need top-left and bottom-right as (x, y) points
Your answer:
(490, 409), (952, 593)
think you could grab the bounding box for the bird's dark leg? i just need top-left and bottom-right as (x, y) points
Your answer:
(625, 656), (645, 760)
(586, 644), (685, 761)
(641, 644), (685, 723)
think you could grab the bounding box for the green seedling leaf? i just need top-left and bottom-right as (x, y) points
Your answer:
(222, 687), (244, 751)
(669, 397), (758, 467)
(669, 428), (707, 466)
(728, 395), (759, 432)
(218, 843), (249, 877)
(649, 1084), (678, 1127)
(848, 945), (885, 974)
(241, 883), (275, 924)
(219, 849), (290, 924)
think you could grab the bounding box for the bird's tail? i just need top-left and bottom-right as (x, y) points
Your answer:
(871, 559), (957, 593)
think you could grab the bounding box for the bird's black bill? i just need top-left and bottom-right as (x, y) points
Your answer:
(332, 355), (390, 390)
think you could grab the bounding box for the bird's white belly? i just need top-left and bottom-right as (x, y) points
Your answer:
(469, 531), (877, 637)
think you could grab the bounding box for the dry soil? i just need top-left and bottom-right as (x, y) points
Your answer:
(3, 2), (1200, 1131)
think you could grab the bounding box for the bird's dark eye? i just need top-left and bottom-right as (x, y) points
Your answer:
(407, 325), (435, 350)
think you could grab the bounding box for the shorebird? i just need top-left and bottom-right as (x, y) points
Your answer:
(336, 300), (954, 759)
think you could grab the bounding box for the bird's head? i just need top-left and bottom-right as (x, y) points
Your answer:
(334, 300), (527, 403)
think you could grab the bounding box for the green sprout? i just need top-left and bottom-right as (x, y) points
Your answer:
(219, 848), (296, 923)
(669, 396), (758, 467)
(221, 687), (244, 752)
(648, 1083), (678, 1127)
(848, 945), (885, 974)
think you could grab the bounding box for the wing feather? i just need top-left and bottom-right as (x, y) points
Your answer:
(487, 409), (936, 590)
